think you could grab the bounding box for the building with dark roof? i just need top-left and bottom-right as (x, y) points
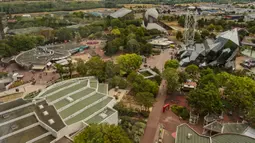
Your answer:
(178, 28), (239, 69)
(15, 43), (87, 70)
(175, 123), (255, 143)
(0, 77), (118, 143)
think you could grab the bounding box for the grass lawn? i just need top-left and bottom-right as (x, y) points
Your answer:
(140, 71), (153, 77)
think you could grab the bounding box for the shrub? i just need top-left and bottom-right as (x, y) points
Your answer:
(108, 76), (128, 89)
(0, 72), (8, 78)
(9, 80), (24, 89)
(152, 49), (161, 55)
(114, 102), (150, 118)
(171, 104), (190, 120)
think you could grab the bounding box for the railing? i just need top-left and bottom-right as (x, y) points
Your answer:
(58, 91), (96, 113)
(63, 95), (108, 121)
(49, 86), (88, 105)
(0, 122), (39, 140)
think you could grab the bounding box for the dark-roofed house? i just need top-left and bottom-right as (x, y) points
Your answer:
(176, 123), (255, 143)
(0, 77), (118, 143)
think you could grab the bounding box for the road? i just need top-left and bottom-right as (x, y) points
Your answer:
(145, 48), (175, 72)
(141, 80), (167, 143)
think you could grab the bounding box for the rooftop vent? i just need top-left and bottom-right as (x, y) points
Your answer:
(11, 124), (18, 130)
(48, 119), (55, 125)
(38, 105), (44, 109)
(99, 113), (107, 119)
(43, 111), (49, 116)
(187, 133), (192, 139)
(2, 114), (9, 119)
(66, 97), (74, 103)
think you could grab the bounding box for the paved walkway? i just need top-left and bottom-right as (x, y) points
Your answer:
(141, 80), (167, 143)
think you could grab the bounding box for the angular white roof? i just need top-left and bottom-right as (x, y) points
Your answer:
(243, 127), (255, 139)
(145, 23), (167, 33)
(110, 8), (132, 18)
(217, 28), (240, 46)
(145, 8), (159, 20)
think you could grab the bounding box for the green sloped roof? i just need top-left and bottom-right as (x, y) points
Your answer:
(176, 124), (255, 143)
(176, 124), (210, 143)
(223, 123), (248, 134)
(212, 134), (255, 143)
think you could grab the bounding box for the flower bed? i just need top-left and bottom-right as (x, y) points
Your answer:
(9, 80), (25, 89)
(171, 104), (190, 120)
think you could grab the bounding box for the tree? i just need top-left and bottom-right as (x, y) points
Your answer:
(207, 24), (215, 31)
(185, 64), (199, 79)
(178, 71), (189, 83)
(187, 83), (222, 114)
(56, 28), (73, 41)
(55, 64), (66, 80)
(104, 38), (123, 56)
(140, 43), (152, 56)
(135, 92), (155, 111)
(246, 107), (255, 123)
(215, 25), (223, 32)
(105, 61), (120, 79)
(111, 19), (123, 28)
(117, 54), (142, 75)
(67, 60), (75, 78)
(194, 32), (202, 43)
(164, 60), (179, 69)
(163, 68), (180, 93)
(108, 76), (127, 89)
(199, 73), (219, 88)
(85, 57), (106, 82)
(78, 26), (90, 38)
(200, 68), (214, 77)
(0, 43), (16, 57)
(248, 26), (255, 34)
(74, 124), (131, 143)
(7, 35), (37, 52)
(111, 28), (121, 36)
(125, 39), (140, 54)
(176, 31), (183, 41)
(201, 29), (210, 39)
(178, 16), (185, 27)
(76, 59), (87, 76)
(127, 72), (159, 96)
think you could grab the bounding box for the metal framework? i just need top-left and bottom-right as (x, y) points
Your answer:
(184, 7), (197, 48)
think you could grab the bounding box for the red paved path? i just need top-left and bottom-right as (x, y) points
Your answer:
(141, 80), (167, 143)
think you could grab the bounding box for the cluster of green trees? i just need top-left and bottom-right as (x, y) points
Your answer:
(57, 53), (143, 83)
(120, 116), (147, 143)
(162, 60), (255, 122)
(74, 124), (131, 143)
(186, 67), (255, 122)
(0, 1), (105, 14)
(127, 71), (159, 110)
(104, 17), (162, 56)
(9, 16), (72, 29)
(0, 34), (44, 57)
(162, 60), (199, 93)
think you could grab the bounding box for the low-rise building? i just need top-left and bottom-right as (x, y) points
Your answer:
(175, 123), (255, 143)
(0, 77), (118, 143)
(148, 37), (174, 49)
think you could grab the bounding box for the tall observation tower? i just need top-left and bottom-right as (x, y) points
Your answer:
(184, 6), (198, 49)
